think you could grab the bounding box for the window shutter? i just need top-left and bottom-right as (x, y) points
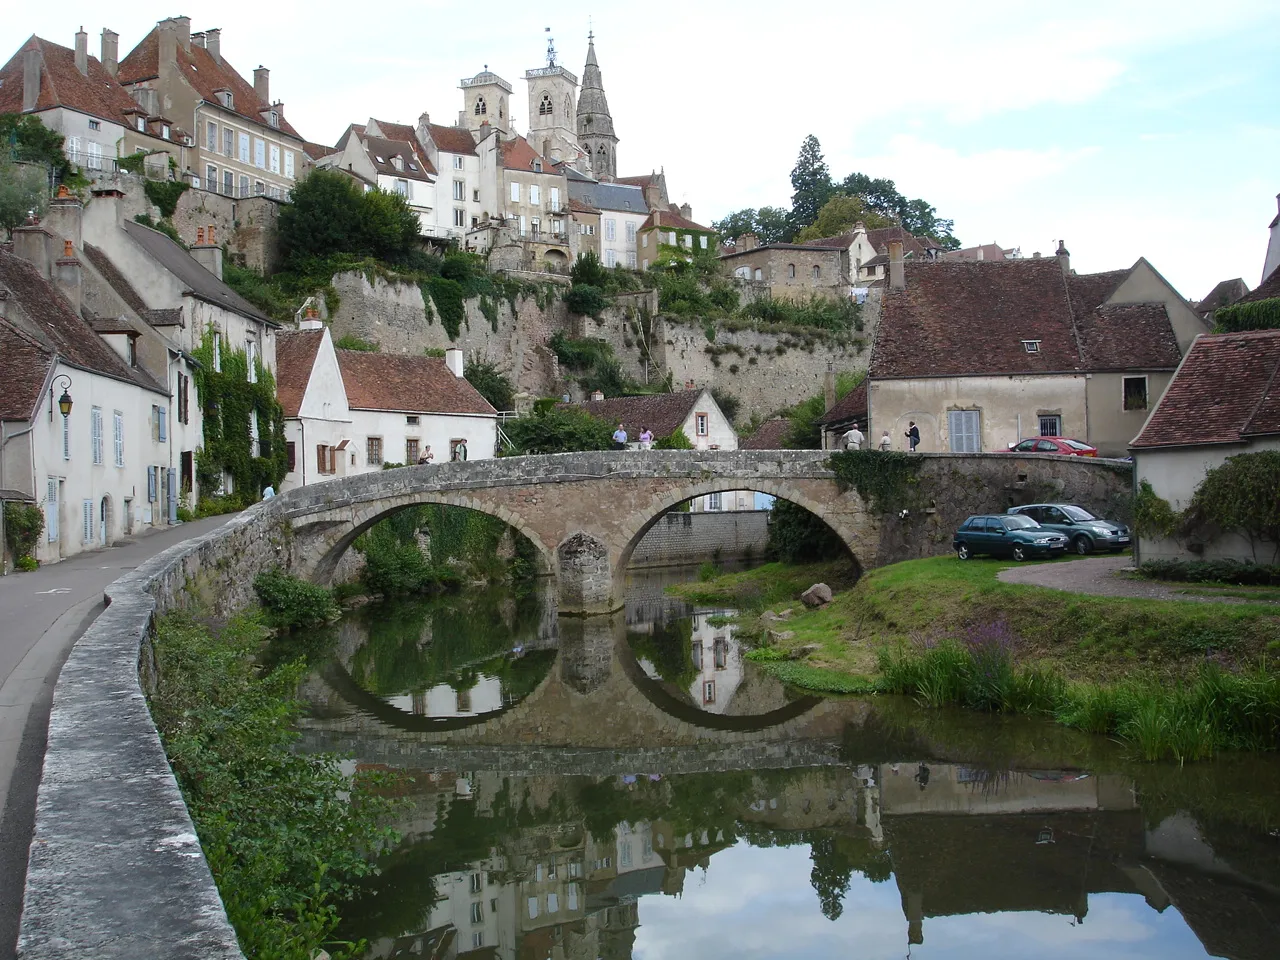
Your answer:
(46, 479), (58, 541)
(317, 444), (325, 474)
(82, 499), (93, 543)
(147, 466), (157, 502)
(91, 408), (103, 464)
(948, 410), (981, 453)
(113, 412), (124, 466)
(159, 406), (167, 442)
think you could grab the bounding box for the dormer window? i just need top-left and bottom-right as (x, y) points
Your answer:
(218, 90), (233, 109)
(375, 155), (385, 163)
(268, 110), (278, 128)
(136, 117), (146, 131)
(533, 160), (542, 172)
(162, 125), (171, 140)
(408, 162), (418, 171)
(391, 155), (403, 170)
(1023, 340), (1041, 353)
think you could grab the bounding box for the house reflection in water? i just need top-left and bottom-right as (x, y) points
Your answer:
(688, 613), (742, 713)
(393, 676), (505, 718)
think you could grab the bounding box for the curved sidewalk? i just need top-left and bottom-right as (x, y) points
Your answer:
(998, 555), (1279, 604)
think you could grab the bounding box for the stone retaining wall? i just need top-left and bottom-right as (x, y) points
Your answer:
(629, 509), (770, 568)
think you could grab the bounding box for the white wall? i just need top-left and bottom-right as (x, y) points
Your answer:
(282, 328), (351, 492)
(599, 209), (648, 270)
(433, 151), (482, 241)
(345, 409), (498, 473)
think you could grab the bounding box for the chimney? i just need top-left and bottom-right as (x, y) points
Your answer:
(888, 239), (905, 291)
(158, 19), (178, 71)
(55, 240), (83, 315)
(652, 209), (661, 228)
(739, 232), (758, 252)
(174, 15), (191, 52)
(1055, 239), (1071, 276)
(299, 317), (323, 331)
(44, 185), (83, 251)
(680, 202), (692, 220)
(206, 28), (221, 64)
(254, 66), (270, 104)
(12, 226), (51, 277)
(823, 362), (835, 412)
(189, 225), (223, 280)
(74, 27), (88, 77)
(191, 31), (205, 49)
(445, 346), (464, 378)
(590, 390), (604, 402)
(22, 46), (42, 112)
(101, 29), (118, 77)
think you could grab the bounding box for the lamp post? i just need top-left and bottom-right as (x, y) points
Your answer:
(52, 375), (73, 421)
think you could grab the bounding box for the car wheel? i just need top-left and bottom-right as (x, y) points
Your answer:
(956, 543), (972, 560)
(1012, 544), (1028, 562)
(1072, 535), (1092, 556)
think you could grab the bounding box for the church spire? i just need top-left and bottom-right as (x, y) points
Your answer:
(576, 33), (618, 180)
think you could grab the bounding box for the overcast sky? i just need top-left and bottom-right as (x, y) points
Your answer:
(5, 1), (1277, 297)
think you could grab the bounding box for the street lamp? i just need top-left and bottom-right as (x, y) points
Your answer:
(52, 375), (73, 420)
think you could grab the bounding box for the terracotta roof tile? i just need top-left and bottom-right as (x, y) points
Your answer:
(426, 123), (477, 157)
(303, 141), (337, 161)
(0, 320), (53, 421)
(1077, 303), (1182, 371)
(558, 390), (706, 438)
(866, 226), (927, 258)
(1236, 264), (1280, 305)
(642, 209), (713, 233)
(944, 243), (1017, 262)
(274, 329), (324, 417)
(0, 36), (157, 130)
(336, 351), (496, 416)
(1132, 330), (1280, 447)
(816, 381), (868, 425)
(364, 136), (435, 181)
(1194, 278), (1249, 318)
(499, 135), (547, 171)
(741, 417), (792, 449)
(118, 27), (304, 140)
(615, 174), (660, 188)
(568, 198), (599, 215)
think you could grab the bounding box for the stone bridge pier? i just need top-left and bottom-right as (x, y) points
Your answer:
(275, 450), (1132, 615)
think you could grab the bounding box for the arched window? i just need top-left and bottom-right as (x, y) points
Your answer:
(787, 263), (796, 279)
(499, 98), (505, 119)
(564, 95), (572, 118)
(754, 268), (763, 281)
(812, 264), (821, 279)
(539, 93), (553, 116)
(597, 144), (606, 157)
(475, 96), (487, 116)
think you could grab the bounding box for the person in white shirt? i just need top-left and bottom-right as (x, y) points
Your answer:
(840, 423), (865, 450)
(879, 431), (892, 451)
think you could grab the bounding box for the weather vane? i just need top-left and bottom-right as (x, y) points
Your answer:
(545, 27), (557, 67)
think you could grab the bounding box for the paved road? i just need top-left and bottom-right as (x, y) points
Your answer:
(998, 554), (1279, 604)
(0, 516), (230, 958)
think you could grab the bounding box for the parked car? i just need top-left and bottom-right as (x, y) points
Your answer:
(1005, 437), (1098, 457)
(953, 514), (1069, 561)
(1006, 503), (1131, 554)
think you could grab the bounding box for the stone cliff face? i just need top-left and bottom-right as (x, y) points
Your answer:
(326, 269), (869, 422)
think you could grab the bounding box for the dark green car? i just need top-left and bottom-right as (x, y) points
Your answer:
(1006, 503), (1132, 555)
(953, 514), (1069, 562)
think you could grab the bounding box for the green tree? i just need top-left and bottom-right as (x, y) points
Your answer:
(502, 406), (614, 455)
(653, 428), (694, 449)
(785, 371), (865, 449)
(767, 499), (847, 564)
(710, 386), (740, 425)
(1191, 451), (1280, 562)
(464, 358), (515, 411)
(278, 169), (366, 265)
(359, 187), (421, 261)
(840, 172), (904, 218)
(713, 206), (793, 246)
(794, 194), (891, 242)
(789, 135), (834, 235)
(0, 114), (72, 179)
(570, 250), (610, 287)
(0, 157), (48, 238)
(899, 197), (959, 249)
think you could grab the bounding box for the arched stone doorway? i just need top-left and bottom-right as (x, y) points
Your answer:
(98, 495), (112, 546)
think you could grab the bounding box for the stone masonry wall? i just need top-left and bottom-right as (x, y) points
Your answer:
(630, 509), (770, 568)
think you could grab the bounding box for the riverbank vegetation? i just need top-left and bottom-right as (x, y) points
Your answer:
(677, 556), (1280, 761)
(148, 611), (398, 959)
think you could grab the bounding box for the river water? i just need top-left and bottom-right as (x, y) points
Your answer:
(290, 569), (1280, 960)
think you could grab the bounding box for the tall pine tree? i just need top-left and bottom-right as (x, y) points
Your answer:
(789, 135), (834, 237)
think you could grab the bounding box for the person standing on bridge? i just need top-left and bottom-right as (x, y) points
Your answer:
(612, 423), (629, 450)
(879, 430), (892, 452)
(905, 421), (921, 452)
(417, 445), (434, 465)
(840, 422), (864, 451)
(638, 426), (654, 450)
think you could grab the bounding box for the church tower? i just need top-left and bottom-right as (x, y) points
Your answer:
(524, 33), (579, 163)
(576, 33), (618, 181)
(459, 67), (512, 137)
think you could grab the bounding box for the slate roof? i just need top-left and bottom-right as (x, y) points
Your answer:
(567, 179), (646, 214)
(872, 258), (1185, 380)
(559, 389), (716, 439)
(642, 209), (713, 233)
(364, 136), (435, 181)
(815, 381), (868, 426)
(0, 36), (151, 128)
(336, 351), (496, 416)
(120, 220), (275, 325)
(426, 123), (478, 156)
(118, 26), (304, 140)
(0, 247), (167, 415)
(1235, 264), (1280, 305)
(274, 329), (325, 417)
(741, 417), (792, 449)
(1131, 330), (1280, 448)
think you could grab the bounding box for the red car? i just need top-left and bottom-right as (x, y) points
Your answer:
(1005, 437), (1098, 457)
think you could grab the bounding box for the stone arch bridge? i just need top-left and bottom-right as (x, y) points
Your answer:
(276, 450), (1132, 614)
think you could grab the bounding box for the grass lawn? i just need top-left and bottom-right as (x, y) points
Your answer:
(677, 555), (1280, 687)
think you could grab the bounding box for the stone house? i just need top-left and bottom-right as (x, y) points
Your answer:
(719, 237), (848, 302)
(636, 209), (717, 271)
(118, 16), (308, 199)
(0, 30), (177, 178)
(274, 332), (497, 490)
(474, 131), (575, 269)
(944, 242), (1019, 263)
(799, 223), (939, 287)
(566, 179), (648, 270)
(569, 198), (602, 259)
(1193, 277), (1250, 322)
(816, 381), (870, 450)
(0, 235), (174, 566)
(869, 243), (1209, 457)
(1130, 329), (1280, 564)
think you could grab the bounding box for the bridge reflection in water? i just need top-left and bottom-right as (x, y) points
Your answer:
(291, 582), (1280, 959)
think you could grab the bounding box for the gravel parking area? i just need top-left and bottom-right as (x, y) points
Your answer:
(997, 555), (1278, 604)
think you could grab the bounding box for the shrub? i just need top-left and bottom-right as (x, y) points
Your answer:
(563, 283), (609, 317)
(143, 179), (190, 219)
(502, 406), (615, 455)
(15, 555), (38, 572)
(425, 276), (466, 340)
(4, 501), (44, 565)
(334, 334), (379, 352)
(654, 428), (694, 450)
(767, 498), (847, 563)
(1190, 451), (1280, 562)
(1139, 558), (1280, 586)
(465, 358), (516, 411)
(1133, 479), (1182, 539)
(1213, 298), (1280, 333)
(253, 568), (340, 631)
(570, 250), (610, 287)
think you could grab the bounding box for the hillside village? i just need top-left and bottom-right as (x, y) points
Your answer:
(2, 15), (1279, 571)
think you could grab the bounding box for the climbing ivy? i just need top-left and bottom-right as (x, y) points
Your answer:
(143, 179), (190, 219)
(191, 328), (287, 506)
(829, 450), (924, 514)
(1133, 479), (1183, 539)
(3, 502), (44, 564)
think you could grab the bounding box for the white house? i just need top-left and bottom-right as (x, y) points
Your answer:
(274, 329), (498, 490)
(688, 611), (746, 714)
(413, 116), (485, 242)
(318, 123), (436, 233)
(0, 238), (174, 566)
(1130, 329), (1280, 564)
(566, 179), (648, 269)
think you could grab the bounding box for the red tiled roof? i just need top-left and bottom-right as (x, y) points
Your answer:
(364, 136), (435, 181)
(274, 329), (324, 417)
(944, 243), (1016, 262)
(0, 36), (158, 130)
(816, 381), (868, 425)
(0, 320), (52, 421)
(558, 390), (708, 439)
(741, 417), (792, 449)
(1065, 270), (1128, 318)
(1076, 303), (1182, 371)
(615, 174), (659, 188)
(336, 351), (496, 416)
(118, 27), (303, 140)
(1193, 278), (1249, 318)
(802, 233), (858, 250)
(1236, 264), (1280, 305)
(1131, 330), (1280, 447)
(866, 225), (927, 258)
(499, 135), (547, 171)
(568, 198), (600, 215)
(302, 141), (337, 161)
(426, 123), (478, 157)
(641, 209), (713, 233)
